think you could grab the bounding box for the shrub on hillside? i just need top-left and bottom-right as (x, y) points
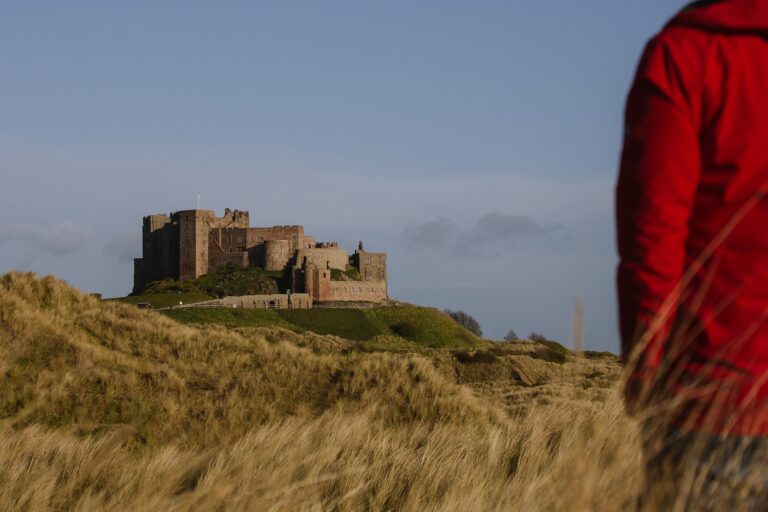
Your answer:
(139, 266), (283, 299)
(196, 266), (281, 297)
(584, 350), (616, 360)
(444, 309), (483, 337)
(524, 332), (570, 363)
(144, 278), (199, 295)
(391, 320), (419, 339)
(504, 329), (519, 342)
(533, 345), (568, 365)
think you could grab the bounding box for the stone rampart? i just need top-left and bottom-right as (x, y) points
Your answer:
(328, 281), (387, 303)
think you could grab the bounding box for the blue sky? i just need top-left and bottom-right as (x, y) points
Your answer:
(0, 1), (688, 351)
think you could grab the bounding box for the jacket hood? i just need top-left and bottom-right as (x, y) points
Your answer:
(671, 0), (768, 33)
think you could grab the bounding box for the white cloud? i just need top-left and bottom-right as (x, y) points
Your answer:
(402, 212), (567, 257)
(402, 217), (458, 250)
(0, 220), (89, 256)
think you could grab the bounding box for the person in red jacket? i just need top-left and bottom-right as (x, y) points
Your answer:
(617, 0), (768, 507)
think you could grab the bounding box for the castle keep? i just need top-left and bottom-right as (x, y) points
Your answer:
(134, 208), (388, 305)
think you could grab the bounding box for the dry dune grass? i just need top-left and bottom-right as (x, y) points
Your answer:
(0, 272), (638, 511)
(1, 401), (640, 511)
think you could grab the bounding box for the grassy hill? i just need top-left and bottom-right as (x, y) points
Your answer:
(162, 305), (483, 348)
(119, 265), (485, 348)
(0, 272), (631, 511)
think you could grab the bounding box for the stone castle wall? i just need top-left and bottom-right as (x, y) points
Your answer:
(295, 247), (349, 271)
(263, 240), (292, 271)
(207, 238), (249, 273)
(211, 227), (249, 253)
(208, 208), (250, 229)
(134, 214), (178, 292)
(352, 250), (387, 282)
(246, 226), (304, 253)
(305, 265), (332, 302)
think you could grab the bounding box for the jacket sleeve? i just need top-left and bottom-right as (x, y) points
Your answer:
(616, 36), (703, 365)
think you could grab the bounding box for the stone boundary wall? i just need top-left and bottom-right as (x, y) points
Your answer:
(177, 293), (312, 310)
(313, 301), (383, 309)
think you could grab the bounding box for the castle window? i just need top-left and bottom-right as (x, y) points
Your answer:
(365, 259), (371, 265)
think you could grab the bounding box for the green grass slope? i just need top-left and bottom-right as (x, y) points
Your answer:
(162, 304), (482, 348)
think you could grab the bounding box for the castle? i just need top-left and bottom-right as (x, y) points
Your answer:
(133, 208), (388, 305)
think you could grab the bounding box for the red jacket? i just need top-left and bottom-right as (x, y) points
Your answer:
(617, 0), (768, 435)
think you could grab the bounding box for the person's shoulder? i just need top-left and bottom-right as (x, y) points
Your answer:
(654, 24), (712, 50)
(643, 20), (713, 73)
(635, 23), (712, 94)
(654, 1), (726, 48)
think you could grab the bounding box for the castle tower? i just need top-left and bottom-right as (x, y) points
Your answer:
(176, 209), (213, 281)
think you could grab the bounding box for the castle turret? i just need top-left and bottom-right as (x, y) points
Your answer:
(264, 239), (292, 271)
